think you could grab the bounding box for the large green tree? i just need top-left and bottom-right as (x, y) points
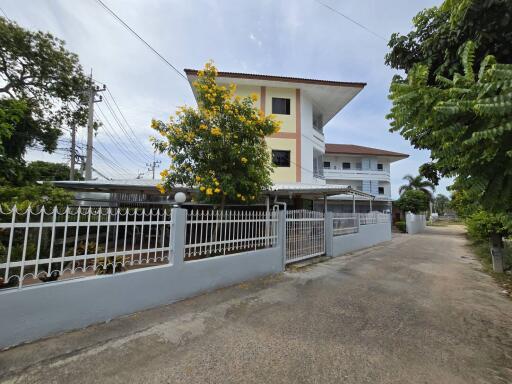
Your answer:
(152, 62), (280, 206)
(395, 190), (430, 214)
(0, 17), (89, 183)
(433, 194), (450, 216)
(388, 42), (512, 214)
(385, 0), (512, 84)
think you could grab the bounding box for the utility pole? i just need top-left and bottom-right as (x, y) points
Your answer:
(85, 70), (106, 180)
(146, 152), (161, 180)
(69, 125), (76, 180)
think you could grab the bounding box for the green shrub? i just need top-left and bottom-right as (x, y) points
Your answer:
(395, 221), (406, 233)
(465, 210), (510, 243)
(394, 190), (430, 214)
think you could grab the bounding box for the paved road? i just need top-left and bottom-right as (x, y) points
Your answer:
(2, 225), (512, 383)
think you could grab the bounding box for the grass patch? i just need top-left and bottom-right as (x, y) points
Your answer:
(467, 236), (512, 297)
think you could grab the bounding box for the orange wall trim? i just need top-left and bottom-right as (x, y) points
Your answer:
(270, 132), (297, 139)
(295, 88), (301, 182)
(260, 86), (266, 114)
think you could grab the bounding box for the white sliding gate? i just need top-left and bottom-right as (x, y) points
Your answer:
(285, 209), (325, 264)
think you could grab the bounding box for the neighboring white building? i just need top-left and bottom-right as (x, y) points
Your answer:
(321, 144), (408, 212)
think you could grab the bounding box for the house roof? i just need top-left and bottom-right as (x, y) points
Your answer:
(183, 69), (366, 89)
(325, 144), (409, 158)
(184, 69), (366, 127)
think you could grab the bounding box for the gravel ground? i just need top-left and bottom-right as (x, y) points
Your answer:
(1, 225), (512, 383)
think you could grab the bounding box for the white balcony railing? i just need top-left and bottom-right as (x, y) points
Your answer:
(323, 168), (390, 181)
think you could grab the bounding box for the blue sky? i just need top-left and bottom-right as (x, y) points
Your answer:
(2, 0), (450, 198)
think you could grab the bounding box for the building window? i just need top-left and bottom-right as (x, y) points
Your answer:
(272, 150), (290, 167)
(378, 186), (385, 195)
(342, 162), (351, 170)
(272, 98), (290, 115)
(377, 163), (383, 171)
(323, 161), (331, 169)
(313, 112), (323, 134)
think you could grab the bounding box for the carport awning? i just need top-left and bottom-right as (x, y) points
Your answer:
(49, 180), (374, 200)
(266, 183), (373, 199)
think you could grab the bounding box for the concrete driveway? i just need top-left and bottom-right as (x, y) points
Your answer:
(1, 225), (512, 383)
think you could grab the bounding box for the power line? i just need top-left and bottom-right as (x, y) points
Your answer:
(104, 88), (154, 160)
(93, 0), (187, 81)
(94, 137), (134, 174)
(95, 107), (147, 166)
(102, 94), (153, 162)
(314, 0), (387, 41)
(0, 6), (10, 20)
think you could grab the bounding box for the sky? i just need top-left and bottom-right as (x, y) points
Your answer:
(1, 0), (451, 198)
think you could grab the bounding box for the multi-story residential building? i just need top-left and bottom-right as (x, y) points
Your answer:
(184, 69), (408, 211)
(323, 144), (408, 212)
(184, 69), (365, 184)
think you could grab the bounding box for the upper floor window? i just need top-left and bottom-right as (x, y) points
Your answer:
(323, 161), (331, 169)
(272, 98), (290, 115)
(313, 112), (323, 134)
(377, 163), (384, 171)
(378, 186), (385, 195)
(342, 162), (351, 170)
(272, 150), (290, 167)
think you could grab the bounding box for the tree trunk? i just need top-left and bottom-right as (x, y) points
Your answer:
(490, 232), (504, 273)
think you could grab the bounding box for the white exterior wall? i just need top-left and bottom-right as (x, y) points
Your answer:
(300, 93), (325, 184)
(323, 154), (392, 199)
(323, 155), (390, 172)
(406, 213), (427, 234)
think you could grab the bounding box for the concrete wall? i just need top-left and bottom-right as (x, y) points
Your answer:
(326, 214), (392, 257)
(406, 213), (426, 234)
(0, 209), (284, 349)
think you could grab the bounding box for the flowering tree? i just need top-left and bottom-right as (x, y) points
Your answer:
(151, 62), (280, 207)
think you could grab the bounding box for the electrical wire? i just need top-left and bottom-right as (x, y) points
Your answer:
(102, 94), (153, 161)
(93, 0), (187, 81)
(104, 87), (154, 159)
(314, 0), (387, 41)
(95, 105), (148, 165)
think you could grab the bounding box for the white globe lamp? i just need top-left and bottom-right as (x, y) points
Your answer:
(174, 192), (187, 205)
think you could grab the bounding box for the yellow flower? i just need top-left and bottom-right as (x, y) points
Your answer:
(200, 186), (206, 191)
(214, 180), (219, 186)
(206, 188), (213, 196)
(160, 169), (169, 178)
(241, 196), (246, 201)
(156, 183), (166, 194)
(250, 196), (255, 200)
(214, 188), (221, 193)
(195, 175), (201, 182)
(241, 157), (248, 164)
(236, 193), (241, 198)
(151, 119), (159, 129)
(250, 93), (259, 102)
(211, 127), (222, 136)
(199, 124), (208, 130)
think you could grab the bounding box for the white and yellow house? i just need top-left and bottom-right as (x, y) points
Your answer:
(184, 69), (366, 185)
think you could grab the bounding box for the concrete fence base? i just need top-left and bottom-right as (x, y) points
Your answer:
(325, 213), (392, 257)
(0, 209), (393, 349)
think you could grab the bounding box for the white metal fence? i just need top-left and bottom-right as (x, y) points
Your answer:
(286, 209), (325, 264)
(332, 213), (359, 236)
(359, 212), (390, 225)
(332, 212), (390, 236)
(0, 206), (173, 288)
(184, 209), (279, 260)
